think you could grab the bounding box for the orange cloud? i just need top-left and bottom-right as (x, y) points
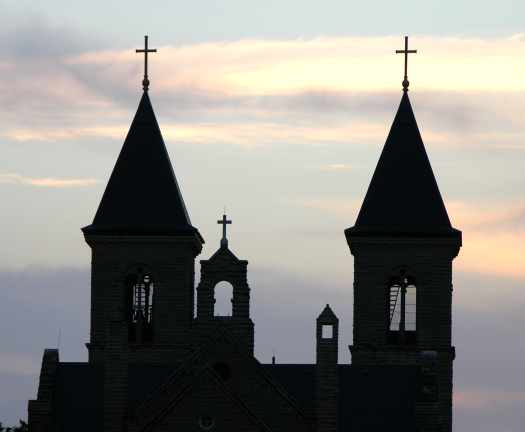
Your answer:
(297, 198), (525, 280)
(67, 36), (525, 94)
(446, 201), (525, 279)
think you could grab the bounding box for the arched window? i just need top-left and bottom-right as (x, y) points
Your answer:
(126, 270), (154, 342)
(132, 273), (154, 324)
(214, 281), (233, 317)
(388, 272), (416, 344)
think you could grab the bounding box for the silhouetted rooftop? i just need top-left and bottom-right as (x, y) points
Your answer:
(54, 362), (418, 431)
(264, 364), (417, 431)
(54, 363), (103, 431)
(347, 92), (460, 238)
(317, 304), (338, 322)
(83, 92), (202, 239)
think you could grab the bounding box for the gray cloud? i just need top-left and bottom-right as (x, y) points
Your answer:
(0, 17), (101, 60)
(1, 267), (524, 431)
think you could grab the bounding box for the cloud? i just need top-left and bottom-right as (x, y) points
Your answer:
(1, 266), (525, 431)
(0, 353), (39, 377)
(298, 197), (360, 218)
(1, 31), (525, 152)
(4, 121), (387, 147)
(446, 201), (525, 279)
(0, 173), (100, 188)
(320, 163), (352, 172)
(0, 267), (90, 424)
(448, 201), (525, 232)
(295, 197), (525, 280)
(5, 127), (125, 142)
(58, 35), (525, 131)
(456, 231), (525, 279)
(66, 36), (525, 94)
(0, 19), (94, 60)
(455, 389), (525, 410)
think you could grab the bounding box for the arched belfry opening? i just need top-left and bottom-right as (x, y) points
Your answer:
(195, 213), (254, 353)
(387, 271), (417, 345)
(214, 281), (234, 317)
(125, 269), (154, 343)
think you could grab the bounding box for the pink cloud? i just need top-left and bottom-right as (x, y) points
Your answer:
(455, 389), (525, 410)
(0, 173), (99, 188)
(1, 34), (525, 152)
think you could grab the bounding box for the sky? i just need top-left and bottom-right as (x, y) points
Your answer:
(0, 0), (524, 430)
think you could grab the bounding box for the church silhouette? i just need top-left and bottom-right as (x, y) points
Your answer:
(28, 36), (462, 432)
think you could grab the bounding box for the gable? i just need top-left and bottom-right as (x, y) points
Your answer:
(130, 331), (314, 432)
(134, 369), (270, 432)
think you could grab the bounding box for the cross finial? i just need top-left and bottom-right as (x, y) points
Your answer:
(395, 36), (417, 92)
(217, 213), (232, 248)
(136, 35), (157, 92)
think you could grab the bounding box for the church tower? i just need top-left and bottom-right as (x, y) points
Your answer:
(82, 37), (204, 432)
(82, 36), (203, 363)
(345, 38), (461, 432)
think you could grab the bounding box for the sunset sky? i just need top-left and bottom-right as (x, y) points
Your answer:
(1, 1), (525, 430)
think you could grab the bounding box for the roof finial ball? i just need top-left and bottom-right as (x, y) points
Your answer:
(136, 35), (157, 92)
(395, 36), (417, 93)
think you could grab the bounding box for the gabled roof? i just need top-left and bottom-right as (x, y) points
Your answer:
(83, 92), (202, 239)
(49, 361), (418, 432)
(317, 304), (338, 323)
(206, 244), (244, 263)
(347, 92), (460, 238)
(136, 368), (273, 432)
(264, 364), (418, 432)
(131, 329), (313, 432)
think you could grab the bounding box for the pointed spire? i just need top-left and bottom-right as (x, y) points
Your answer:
(83, 92), (202, 239)
(347, 93), (459, 238)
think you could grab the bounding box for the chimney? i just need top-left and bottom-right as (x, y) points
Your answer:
(316, 304), (338, 432)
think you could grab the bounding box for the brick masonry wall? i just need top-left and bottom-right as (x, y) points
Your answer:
(316, 308), (339, 432)
(28, 349), (59, 432)
(348, 235), (460, 432)
(196, 246), (254, 354)
(84, 233), (202, 364)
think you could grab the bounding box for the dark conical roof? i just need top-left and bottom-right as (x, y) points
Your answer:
(346, 92), (459, 238)
(83, 92), (202, 239)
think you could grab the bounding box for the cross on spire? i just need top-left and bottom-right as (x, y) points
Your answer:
(217, 213), (232, 248)
(395, 36), (417, 92)
(136, 35), (157, 92)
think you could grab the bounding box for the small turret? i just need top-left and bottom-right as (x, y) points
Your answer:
(316, 304), (338, 432)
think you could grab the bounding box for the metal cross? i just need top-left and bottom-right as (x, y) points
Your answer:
(395, 36), (417, 92)
(136, 35), (157, 92)
(217, 213), (232, 247)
